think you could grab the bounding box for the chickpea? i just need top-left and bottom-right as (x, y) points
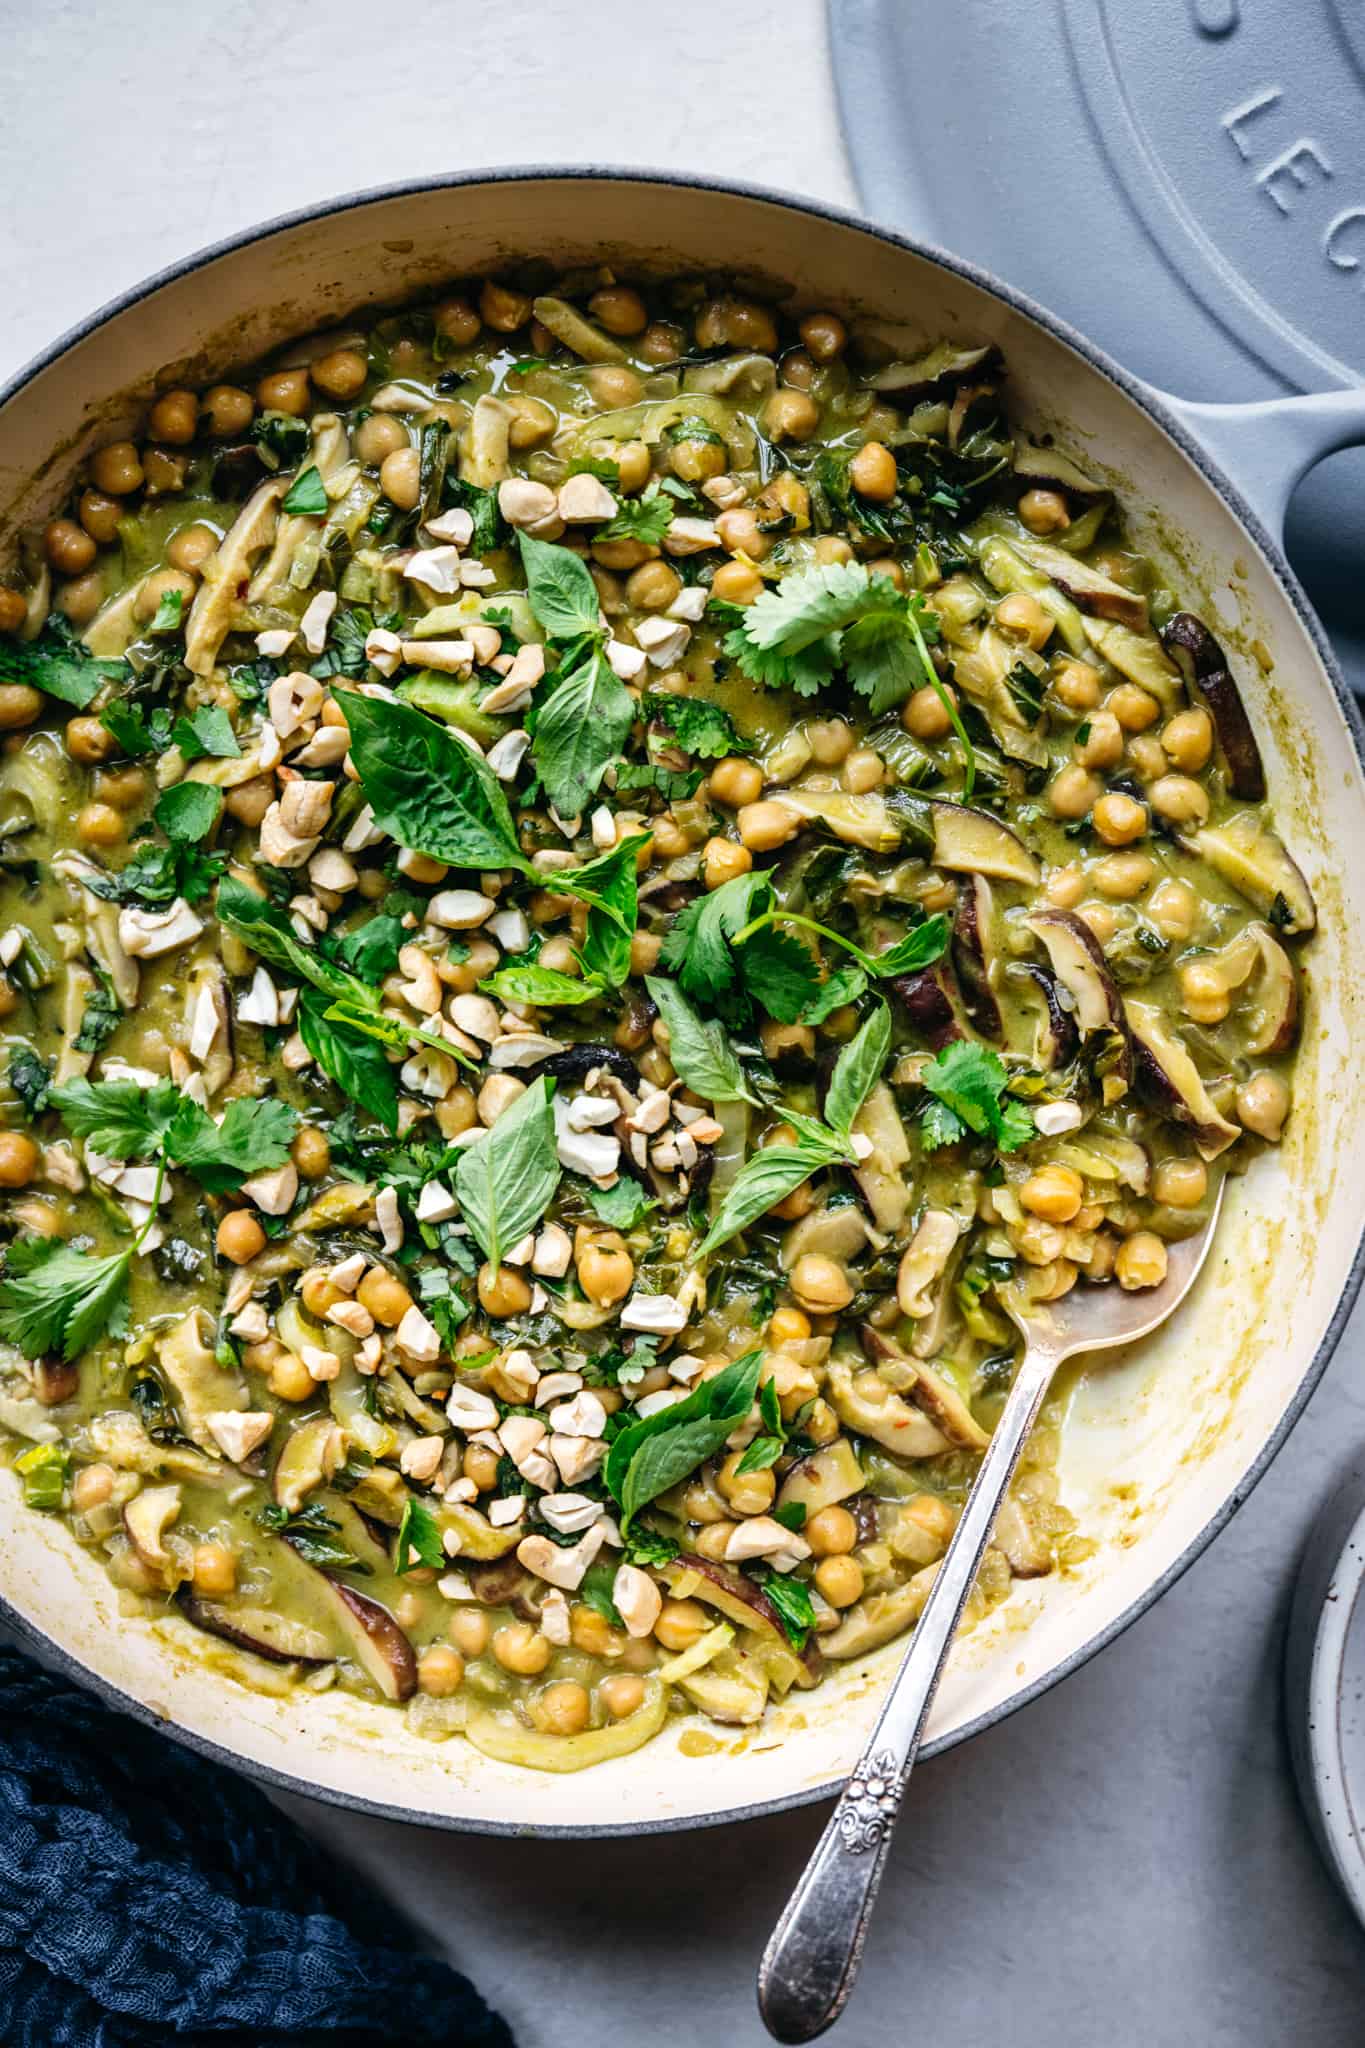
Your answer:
(88, 440), (143, 497)
(1051, 659), (1102, 712)
(1108, 684), (1160, 733)
(1127, 734), (1167, 783)
(0, 1132), (38, 1188)
(1115, 1231), (1168, 1291)
(902, 684), (954, 740)
(625, 560), (681, 612)
(301, 1272), (342, 1318)
(531, 1680), (591, 1736)
(77, 489), (123, 544)
(842, 748), (884, 794)
(288, 1126), (330, 1181)
(1148, 773), (1209, 826)
(134, 568), (196, 625)
(77, 802), (124, 849)
(1090, 851), (1155, 899)
(715, 507), (768, 559)
(737, 800), (799, 852)
(639, 319), (685, 364)
(477, 1262), (533, 1318)
(717, 1449), (777, 1517)
(145, 389), (197, 445)
(994, 594), (1051, 652)
(311, 348), (368, 401)
(587, 365), (643, 410)
(269, 1351), (315, 1402)
(569, 1604), (620, 1657)
(814, 1555), (865, 1608)
(703, 836), (753, 890)
(72, 1464), (115, 1514)
(434, 296), (481, 348)
(695, 296), (779, 353)
(1092, 791), (1148, 846)
(576, 1231), (634, 1307)
(357, 1268), (415, 1327)
(44, 518), (97, 576)
(1048, 764), (1101, 820)
(507, 395), (557, 450)
(654, 1598), (707, 1652)
(216, 1210), (266, 1264)
(789, 1253), (854, 1314)
(58, 572), (105, 626)
(143, 446), (185, 495)
(190, 1542), (237, 1596)
(588, 284), (647, 336)
(1237, 1070), (1290, 1142)
(416, 1645), (466, 1698)
(353, 413), (407, 466)
(1179, 959), (1228, 1024)
(1078, 902), (1118, 945)
(1160, 707), (1213, 773)
(806, 1504), (858, 1558)
(449, 1607), (491, 1657)
(702, 757), (760, 812)
(254, 370), (309, 420)
(65, 715), (118, 765)
(0, 983), (20, 1019)
(492, 1622), (552, 1675)
(710, 559), (764, 605)
(814, 535), (855, 566)
(379, 446), (421, 509)
(805, 718), (852, 766)
(798, 311), (846, 360)
(167, 523), (218, 575)
(600, 1673), (646, 1719)
(1013, 1215), (1067, 1267)
(849, 440), (898, 501)
(1149, 877), (1198, 941)
(1019, 487), (1071, 534)
(201, 385), (254, 437)
(1154, 1157), (1207, 1208)
(763, 389), (820, 443)
(669, 433), (727, 486)
(1075, 709), (1123, 771)
(479, 280), (532, 332)
(225, 775), (274, 827)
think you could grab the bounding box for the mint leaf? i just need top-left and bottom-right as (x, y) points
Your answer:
(282, 465), (328, 516)
(452, 1075), (558, 1269)
(531, 647), (634, 819)
(338, 687), (526, 871)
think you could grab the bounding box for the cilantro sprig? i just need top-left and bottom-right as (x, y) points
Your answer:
(918, 1042), (1034, 1154)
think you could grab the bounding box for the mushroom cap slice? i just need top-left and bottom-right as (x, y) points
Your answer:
(661, 1555), (787, 1643)
(1125, 999), (1240, 1159)
(123, 1483), (182, 1582)
(889, 966), (962, 1049)
(320, 1579), (417, 1701)
(1182, 816), (1316, 936)
(1024, 908), (1130, 1102)
(929, 801), (1041, 884)
(178, 1593), (332, 1666)
(1160, 613), (1266, 801)
(952, 873), (1003, 1039)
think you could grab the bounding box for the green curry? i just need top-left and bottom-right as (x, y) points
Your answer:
(0, 273), (1311, 1768)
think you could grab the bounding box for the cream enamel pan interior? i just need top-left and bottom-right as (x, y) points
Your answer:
(1, 171), (1363, 1835)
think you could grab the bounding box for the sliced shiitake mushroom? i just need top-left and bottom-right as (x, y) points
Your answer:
(776, 1439), (865, 1520)
(318, 1578), (417, 1701)
(1013, 961), (1080, 1069)
(123, 1483), (182, 1582)
(662, 1555), (787, 1643)
(178, 1592), (333, 1666)
(952, 873), (1003, 1039)
(1126, 999), (1240, 1158)
(1011, 441), (1106, 498)
(1023, 908), (1130, 1101)
(1014, 536), (1148, 630)
(929, 800), (1041, 884)
(868, 341), (996, 395)
(272, 1414), (344, 1515)
(889, 967), (962, 1049)
(1181, 814), (1315, 935)
(1160, 612), (1265, 801)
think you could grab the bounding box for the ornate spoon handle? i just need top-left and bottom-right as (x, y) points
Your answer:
(756, 1347), (1056, 2044)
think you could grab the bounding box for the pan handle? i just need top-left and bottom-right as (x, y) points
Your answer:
(1148, 387), (1365, 541)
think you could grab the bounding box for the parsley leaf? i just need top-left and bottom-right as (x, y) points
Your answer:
(0, 616), (126, 710)
(919, 1040), (1035, 1154)
(282, 465), (328, 516)
(452, 1075), (559, 1268)
(604, 1350), (762, 1530)
(0, 1237), (131, 1360)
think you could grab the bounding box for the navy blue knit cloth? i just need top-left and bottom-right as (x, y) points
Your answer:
(0, 1647), (513, 2047)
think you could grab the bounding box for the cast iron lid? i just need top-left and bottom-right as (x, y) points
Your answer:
(828, 0), (1365, 690)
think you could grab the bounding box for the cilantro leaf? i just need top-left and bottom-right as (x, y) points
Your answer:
(282, 465), (328, 516)
(598, 494), (674, 546)
(395, 1496), (445, 1573)
(0, 616), (126, 710)
(641, 691), (745, 761)
(531, 647), (634, 820)
(452, 1075), (558, 1269)
(659, 869), (771, 1017)
(162, 1095), (298, 1193)
(148, 588), (185, 637)
(329, 913), (404, 982)
(154, 782), (222, 844)
(8, 1047), (52, 1118)
(172, 706), (241, 761)
(0, 1237), (131, 1361)
(516, 532), (602, 643)
(739, 925), (823, 1026)
(81, 839), (224, 909)
(841, 605), (925, 716)
(725, 562), (892, 697)
(604, 1350), (762, 1530)
(51, 1076), (179, 1157)
(920, 1040), (1035, 1154)
(100, 699), (164, 757)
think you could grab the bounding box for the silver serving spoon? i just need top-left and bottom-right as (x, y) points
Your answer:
(758, 1182), (1226, 2043)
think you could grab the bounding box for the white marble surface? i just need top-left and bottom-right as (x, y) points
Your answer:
(4, 2), (1365, 2040)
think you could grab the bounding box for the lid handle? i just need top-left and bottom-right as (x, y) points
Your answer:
(1147, 387), (1365, 540)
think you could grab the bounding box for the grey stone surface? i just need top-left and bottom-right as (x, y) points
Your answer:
(3, 2), (1364, 2038)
